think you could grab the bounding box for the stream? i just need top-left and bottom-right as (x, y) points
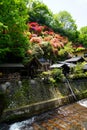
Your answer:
(0, 98), (87, 130)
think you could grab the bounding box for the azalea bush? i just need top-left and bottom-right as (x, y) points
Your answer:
(26, 22), (73, 62)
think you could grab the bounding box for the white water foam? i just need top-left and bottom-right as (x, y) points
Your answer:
(78, 99), (87, 108)
(9, 117), (35, 130)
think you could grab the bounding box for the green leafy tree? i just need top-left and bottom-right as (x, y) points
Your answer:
(0, 0), (29, 63)
(79, 26), (87, 48)
(27, 1), (79, 44)
(27, 0), (54, 27)
(56, 11), (79, 42)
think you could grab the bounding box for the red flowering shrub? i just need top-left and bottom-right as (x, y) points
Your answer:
(30, 36), (42, 45)
(27, 22), (69, 60)
(28, 22), (44, 34)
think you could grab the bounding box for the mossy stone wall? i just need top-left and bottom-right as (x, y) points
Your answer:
(0, 78), (87, 123)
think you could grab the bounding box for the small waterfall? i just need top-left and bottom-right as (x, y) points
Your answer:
(64, 78), (77, 101)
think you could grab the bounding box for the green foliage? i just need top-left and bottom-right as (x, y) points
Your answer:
(31, 44), (44, 57)
(51, 69), (64, 82)
(41, 69), (65, 85)
(50, 14), (62, 32)
(0, 0), (80, 63)
(0, 22), (8, 33)
(27, 1), (79, 43)
(28, 0), (53, 26)
(40, 71), (51, 84)
(79, 26), (87, 48)
(0, 0), (29, 63)
(69, 72), (87, 79)
(69, 63), (87, 79)
(49, 77), (56, 85)
(73, 63), (84, 74)
(41, 42), (54, 61)
(59, 42), (73, 56)
(80, 26), (87, 34)
(75, 46), (85, 52)
(54, 11), (79, 42)
(57, 11), (76, 30)
(7, 80), (30, 108)
(58, 42), (74, 61)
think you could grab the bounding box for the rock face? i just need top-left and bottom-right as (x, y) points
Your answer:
(0, 93), (6, 116)
(0, 84), (7, 117)
(0, 123), (9, 130)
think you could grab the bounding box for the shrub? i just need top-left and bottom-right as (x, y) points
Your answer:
(40, 69), (65, 85)
(69, 63), (87, 79)
(73, 63), (84, 74)
(51, 69), (65, 82)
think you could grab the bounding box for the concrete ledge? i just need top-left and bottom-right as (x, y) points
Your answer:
(1, 95), (75, 123)
(1, 90), (87, 123)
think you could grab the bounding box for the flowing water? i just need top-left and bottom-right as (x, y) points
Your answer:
(64, 78), (77, 101)
(1, 98), (87, 130)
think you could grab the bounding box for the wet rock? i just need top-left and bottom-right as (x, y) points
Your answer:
(0, 123), (9, 130)
(0, 93), (6, 117)
(21, 126), (34, 130)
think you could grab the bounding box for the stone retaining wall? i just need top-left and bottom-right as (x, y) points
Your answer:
(0, 78), (87, 123)
(1, 95), (75, 123)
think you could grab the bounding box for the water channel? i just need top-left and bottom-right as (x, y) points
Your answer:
(1, 98), (87, 130)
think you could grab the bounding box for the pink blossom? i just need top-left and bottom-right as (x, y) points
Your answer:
(30, 37), (42, 44)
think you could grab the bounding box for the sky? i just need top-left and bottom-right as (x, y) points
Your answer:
(42, 0), (87, 30)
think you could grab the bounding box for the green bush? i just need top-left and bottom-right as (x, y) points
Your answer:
(40, 69), (65, 85)
(73, 63), (84, 74)
(69, 63), (87, 79)
(51, 69), (65, 82)
(49, 77), (56, 85)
